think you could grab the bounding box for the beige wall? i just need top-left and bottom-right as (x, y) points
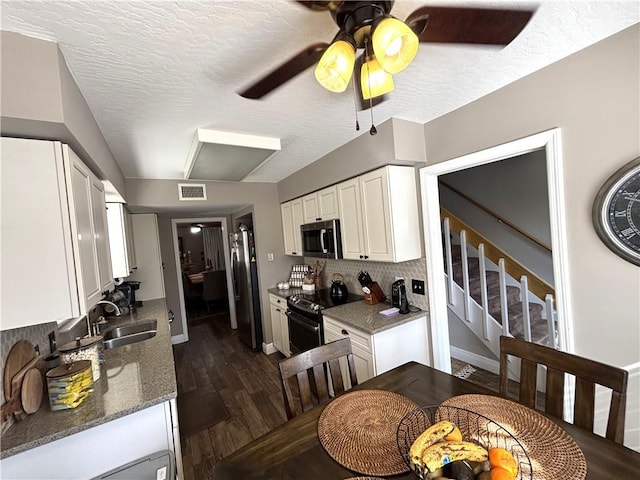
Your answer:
(423, 25), (639, 446)
(126, 179), (298, 343)
(278, 117), (426, 201)
(0, 31), (125, 197)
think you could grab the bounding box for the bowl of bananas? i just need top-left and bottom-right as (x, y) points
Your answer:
(396, 406), (533, 480)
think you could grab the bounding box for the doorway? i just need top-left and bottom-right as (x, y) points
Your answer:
(171, 216), (237, 343)
(420, 129), (574, 372)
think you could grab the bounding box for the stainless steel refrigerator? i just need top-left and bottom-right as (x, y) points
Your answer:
(229, 225), (262, 351)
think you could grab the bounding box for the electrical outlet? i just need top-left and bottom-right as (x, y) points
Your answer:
(412, 279), (425, 295)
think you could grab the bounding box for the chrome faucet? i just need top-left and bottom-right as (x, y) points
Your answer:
(88, 300), (122, 336)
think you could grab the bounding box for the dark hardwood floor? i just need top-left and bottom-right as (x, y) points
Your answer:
(171, 302), (511, 479)
(172, 305), (287, 480)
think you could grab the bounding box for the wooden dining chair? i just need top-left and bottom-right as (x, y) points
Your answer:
(498, 335), (628, 444)
(278, 337), (358, 420)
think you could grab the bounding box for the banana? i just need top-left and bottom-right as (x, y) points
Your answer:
(421, 441), (489, 473)
(409, 420), (455, 466)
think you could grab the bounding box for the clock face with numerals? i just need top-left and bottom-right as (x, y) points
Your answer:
(592, 157), (640, 266)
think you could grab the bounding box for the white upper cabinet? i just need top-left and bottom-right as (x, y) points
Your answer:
(0, 138), (113, 330)
(107, 203), (137, 279)
(338, 165), (421, 263)
(302, 185), (339, 224)
(281, 198), (303, 256)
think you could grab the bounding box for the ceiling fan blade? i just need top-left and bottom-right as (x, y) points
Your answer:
(353, 54), (386, 111)
(239, 43), (329, 99)
(295, 1), (343, 12)
(405, 6), (535, 46)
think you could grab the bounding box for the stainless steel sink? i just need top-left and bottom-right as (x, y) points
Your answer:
(102, 319), (157, 349)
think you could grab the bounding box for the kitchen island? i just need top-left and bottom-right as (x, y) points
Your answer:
(0, 298), (182, 479)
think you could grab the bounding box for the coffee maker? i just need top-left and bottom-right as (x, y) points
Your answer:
(391, 279), (410, 314)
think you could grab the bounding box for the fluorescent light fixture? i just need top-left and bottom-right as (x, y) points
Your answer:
(184, 128), (281, 182)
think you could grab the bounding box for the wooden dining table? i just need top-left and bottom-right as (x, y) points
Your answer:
(213, 361), (640, 479)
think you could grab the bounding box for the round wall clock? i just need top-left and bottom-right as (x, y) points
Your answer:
(592, 157), (640, 266)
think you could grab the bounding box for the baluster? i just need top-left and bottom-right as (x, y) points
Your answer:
(443, 217), (454, 306)
(478, 244), (490, 340)
(545, 294), (557, 348)
(498, 259), (510, 337)
(520, 276), (532, 342)
(460, 230), (471, 322)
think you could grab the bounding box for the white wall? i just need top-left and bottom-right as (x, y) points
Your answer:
(423, 25), (639, 449)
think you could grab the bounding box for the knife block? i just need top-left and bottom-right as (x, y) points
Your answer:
(364, 282), (386, 305)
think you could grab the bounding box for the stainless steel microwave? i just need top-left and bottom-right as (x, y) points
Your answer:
(301, 219), (343, 259)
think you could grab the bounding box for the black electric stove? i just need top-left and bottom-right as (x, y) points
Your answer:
(286, 288), (364, 354)
(287, 288), (363, 315)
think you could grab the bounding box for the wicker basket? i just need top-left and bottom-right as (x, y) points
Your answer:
(396, 405), (533, 480)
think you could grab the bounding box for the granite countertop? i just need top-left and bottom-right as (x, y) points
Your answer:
(322, 301), (427, 335)
(267, 286), (295, 298)
(0, 298), (177, 459)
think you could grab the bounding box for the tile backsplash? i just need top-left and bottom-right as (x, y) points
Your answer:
(306, 257), (430, 312)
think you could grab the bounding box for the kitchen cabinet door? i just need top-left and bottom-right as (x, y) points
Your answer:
(107, 203), (137, 278)
(91, 174), (114, 293)
(1, 138), (80, 329)
(359, 168), (394, 262)
(66, 146), (104, 309)
(336, 178), (366, 260)
(281, 199), (303, 256)
(270, 303), (283, 353)
(323, 319), (374, 388)
(302, 186), (339, 224)
(269, 294), (290, 357)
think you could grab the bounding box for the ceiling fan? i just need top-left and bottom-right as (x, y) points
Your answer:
(239, 1), (535, 108)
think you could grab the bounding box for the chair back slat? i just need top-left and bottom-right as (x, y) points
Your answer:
(296, 370), (314, 414)
(518, 359), (538, 408)
(278, 338), (358, 420)
(311, 364), (330, 403)
(544, 367), (565, 419)
(327, 358), (346, 395)
(499, 335), (628, 444)
(573, 378), (596, 432)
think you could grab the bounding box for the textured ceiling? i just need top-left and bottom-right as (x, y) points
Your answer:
(1, 1), (638, 183)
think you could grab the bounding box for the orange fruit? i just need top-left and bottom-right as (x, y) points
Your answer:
(489, 447), (518, 477)
(490, 466), (517, 480)
(444, 426), (463, 442)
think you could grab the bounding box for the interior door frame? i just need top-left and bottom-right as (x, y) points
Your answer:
(171, 216), (236, 344)
(420, 128), (574, 372)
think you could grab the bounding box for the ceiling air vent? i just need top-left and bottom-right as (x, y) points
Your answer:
(178, 183), (207, 201)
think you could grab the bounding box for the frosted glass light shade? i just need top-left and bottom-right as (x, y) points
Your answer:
(315, 40), (356, 93)
(372, 17), (419, 74)
(360, 57), (394, 100)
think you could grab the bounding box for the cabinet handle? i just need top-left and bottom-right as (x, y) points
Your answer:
(359, 255), (364, 259)
(364, 255), (369, 259)
(292, 251), (297, 255)
(316, 217), (322, 221)
(276, 308), (281, 312)
(341, 329), (349, 335)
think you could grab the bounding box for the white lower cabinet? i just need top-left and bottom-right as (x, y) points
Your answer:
(0, 401), (182, 480)
(323, 314), (429, 387)
(269, 294), (290, 357)
(1, 138), (113, 329)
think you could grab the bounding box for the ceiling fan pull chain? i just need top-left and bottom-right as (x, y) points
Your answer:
(365, 37), (377, 136)
(352, 76), (360, 131)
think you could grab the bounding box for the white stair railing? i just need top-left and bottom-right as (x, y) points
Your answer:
(442, 211), (557, 350)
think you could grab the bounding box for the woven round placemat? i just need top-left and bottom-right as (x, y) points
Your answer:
(442, 394), (587, 480)
(318, 389), (419, 476)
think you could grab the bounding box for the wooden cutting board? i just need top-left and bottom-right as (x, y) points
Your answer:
(20, 368), (43, 415)
(1, 355), (44, 421)
(3, 340), (36, 400)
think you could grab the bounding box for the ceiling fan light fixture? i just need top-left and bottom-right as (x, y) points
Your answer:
(371, 16), (419, 74)
(314, 38), (356, 93)
(360, 55), (394, 100)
